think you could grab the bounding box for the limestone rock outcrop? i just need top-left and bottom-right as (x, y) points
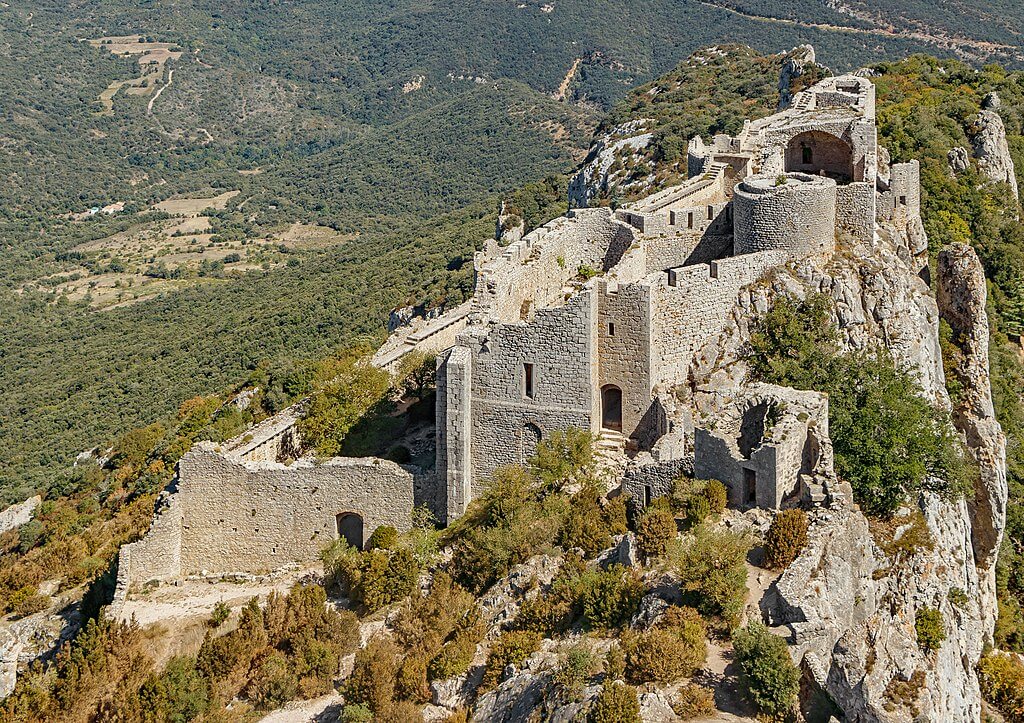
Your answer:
(777, 44), (816, 110)
(568, 120), (654, 208)
(971, 95), (1020, 202)
(0, 495), (40, 536)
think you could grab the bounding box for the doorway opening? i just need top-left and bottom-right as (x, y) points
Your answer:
(601, 385), (623, 431)
(336, 512), (364, 549)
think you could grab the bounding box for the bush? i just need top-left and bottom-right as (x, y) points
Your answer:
(345, 638), (402, 712)
(915, 607), (946, 652)
(366, 525), (399, 551)
(604, 644), (626, 682)
(579, 566), (644, 631)
(341, 704), (374, 723)
(763, 509), (809, 570)
(8, 586), (49, 618)
(529, 428), (597, 490)
(624, 626), (704, 684)
(553, 644), (597, 700)
(747, 293), (970, 517)
(208, 600), (230, 628)
(672, 527), (749, 629)
(246, 651), (298, 710)
(560, 490), (614, 558)
(684, 494), (711, 528)
(704, 480), (728, 516)
(482, 630), (541, 689)
(138, 656), (210, 722)
(589, 681), (641, 723)
(979, 652), (1024, 722)
(333, 546), (420, 613)
(674, 684), (716, 719)
(636, 504), (677, 560)
(604, 495), (629, 535)
(733, 622), (800, 720)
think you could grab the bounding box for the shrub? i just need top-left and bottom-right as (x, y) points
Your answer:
(341, 704), (374, 723)
(624, 626), (703, 684)
(579, 566), (644, 631)
(763, 509), (809, 570)
(603, 495), (629, 535)
(345, 638), (402, 712)
(747, 293), (970, 517)
(428, 632), (478, 681)
(979, 652), (1024, 722)
(704, 480), (728, 516)
(553, 644), (597, 700)
(208, 600), (230, 628)
(246, 651), (298, 710)
(733, 622), (800, 720)
(366, 525), (399, 551)
(343, 547), (420, 613)
(395, 655), (430, 703)
(672, 527), (749, 629)
(529, 428), (597, 490)
(482, 630), (541, 689)
(915, 607), (946, 652)
(604, 644), (626, 682)
(589, 681), (641, 723)
(674, 684), (716, 719)
(684, 494), (711, 528)
(560, 490), (613, 558)
(8, 586), (49, 618)
(636, 504), (677, 560)
(137, 655), (210, 722)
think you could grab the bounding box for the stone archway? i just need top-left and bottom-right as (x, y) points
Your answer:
(785, 130), (854, 182)
(335, 512), (363, 549)
(601, 385), (623, 431)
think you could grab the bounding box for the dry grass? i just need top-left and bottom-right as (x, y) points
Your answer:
(154, 190), (240, 217)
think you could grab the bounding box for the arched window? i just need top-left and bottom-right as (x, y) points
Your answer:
(522, 423), (542, 462)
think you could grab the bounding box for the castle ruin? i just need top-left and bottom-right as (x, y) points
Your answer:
(116, 73), (926, 597)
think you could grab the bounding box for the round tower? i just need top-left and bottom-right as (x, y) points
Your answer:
(732, 173), (837, 258)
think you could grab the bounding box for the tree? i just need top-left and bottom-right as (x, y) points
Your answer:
(733, 622), (800, 720)
(297, 350), (391, 457)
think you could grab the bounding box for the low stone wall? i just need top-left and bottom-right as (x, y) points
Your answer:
(621, 456), (694, 508)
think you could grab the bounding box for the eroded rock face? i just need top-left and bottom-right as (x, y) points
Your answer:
(693, 214), (1005, 721)
(971, 100), (1020, 203)
(778, 44), (816, 110)
(937, 244), (1008, 637)
(0, 495), (41, 536)
(948, 146), (971, 175)
(567, 120), (654, 208)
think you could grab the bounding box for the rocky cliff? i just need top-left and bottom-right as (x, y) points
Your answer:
(686, 201), (1007, 722)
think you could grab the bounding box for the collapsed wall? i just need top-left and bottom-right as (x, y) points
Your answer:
(114, 443), (417, 598)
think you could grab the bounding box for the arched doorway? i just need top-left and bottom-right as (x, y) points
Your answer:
(521, 422), (542, 462)
(601, 385), (623, 431)
(336, 512), (363, 549)
(785, 131), (854, 182)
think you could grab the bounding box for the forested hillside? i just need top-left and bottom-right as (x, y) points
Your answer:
(2, 0), (1024, 500)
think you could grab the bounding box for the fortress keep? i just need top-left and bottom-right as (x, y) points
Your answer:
(116, 73), (926, 595)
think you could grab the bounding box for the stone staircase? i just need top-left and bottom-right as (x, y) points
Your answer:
(594, 430), (628, 487)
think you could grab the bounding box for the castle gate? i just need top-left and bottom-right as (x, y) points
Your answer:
(336, 512), (364, 549)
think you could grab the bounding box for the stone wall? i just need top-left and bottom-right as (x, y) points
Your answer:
(652, 251), (786, 388)
(471, 209), (636, 324)
(115, 445), (418, 594)
(835, 182), (875, 244)
(465, 291), (598, 489)
(436, 345), (473, 521)
(596, 280), (653, 441)
(177, 446), (415, 575)
(621, 456), (694, 507)
(115, 492), (183, 590)
(733, 174), (836, 257)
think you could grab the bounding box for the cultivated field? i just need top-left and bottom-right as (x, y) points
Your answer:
(88, 35), (184, 114)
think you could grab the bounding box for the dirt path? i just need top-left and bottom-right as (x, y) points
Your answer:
(694, 0), (1021, 62)
(148, 68), (174, 114)
(555, 57), (582, 101)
